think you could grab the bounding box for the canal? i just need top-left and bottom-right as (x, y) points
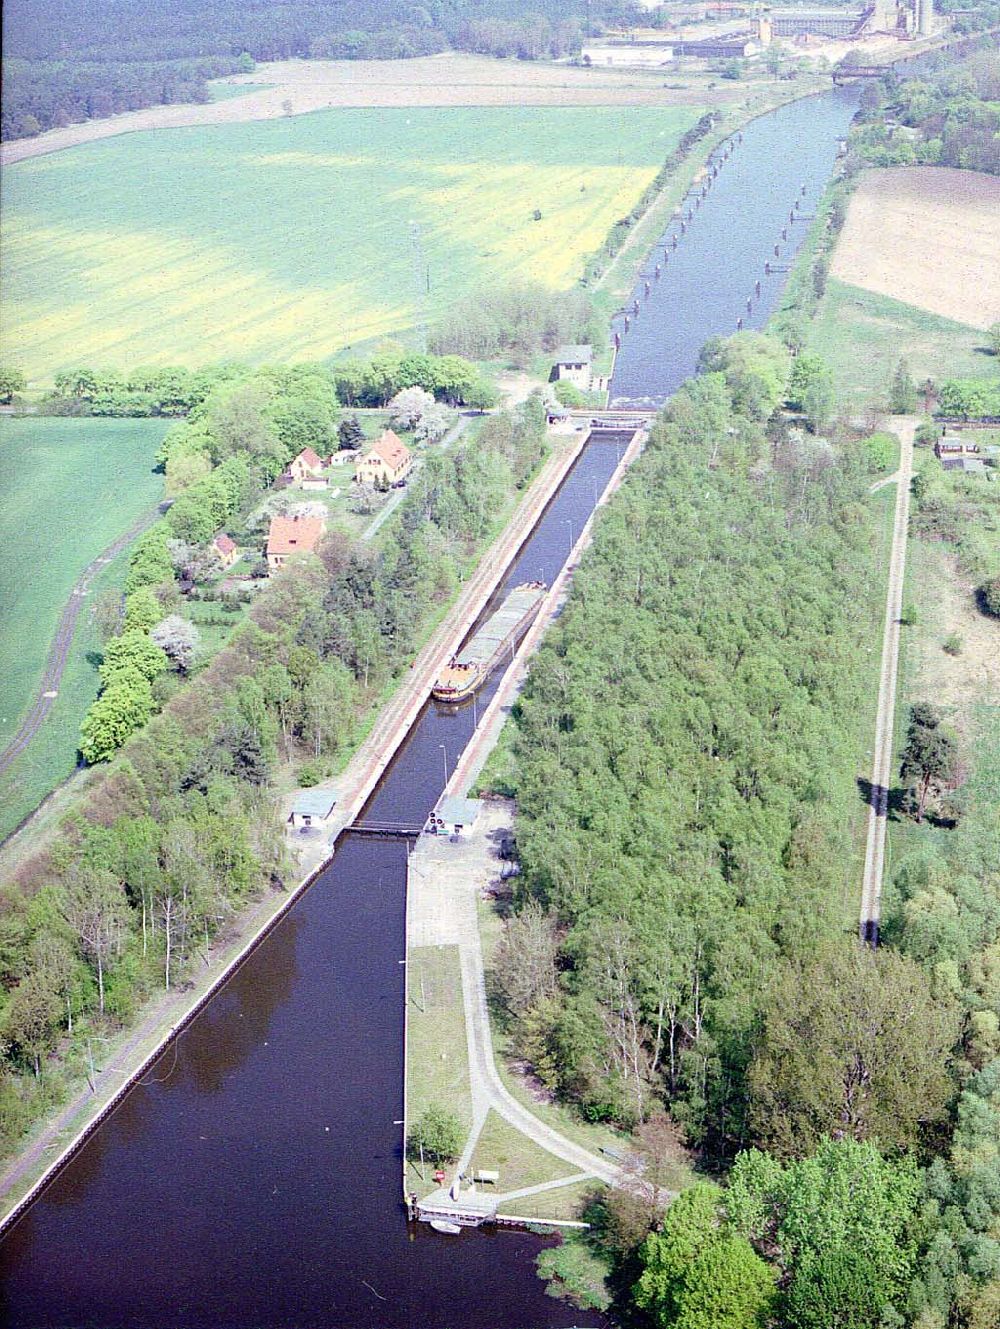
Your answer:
(0, 87), (859, 1328)
(611, 85), (859, 407)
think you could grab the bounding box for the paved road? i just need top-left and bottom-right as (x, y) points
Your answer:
(859, 417), (916, 947)
(0, 505), (162, 777)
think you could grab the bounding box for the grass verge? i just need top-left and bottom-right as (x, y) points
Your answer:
(809, 279), (992, 410)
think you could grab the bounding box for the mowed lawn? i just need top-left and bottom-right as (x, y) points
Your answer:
(0, 106), (699, 381)
(0, 417), (167, 837)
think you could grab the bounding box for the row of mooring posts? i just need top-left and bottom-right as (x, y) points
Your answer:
(612, 128), (746, 349)
(736, 181), (809, 331)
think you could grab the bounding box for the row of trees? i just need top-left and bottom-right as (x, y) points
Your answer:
(43, 363), (249, 417)
(77, 366), (346, 766)
(42, 359), (450, 425)
(330, 350), (495, 409)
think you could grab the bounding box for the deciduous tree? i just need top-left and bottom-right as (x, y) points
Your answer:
(100, 631), (169, 685)
(150, 615), (200, 671)
(0, 366), (26, 403)
(899, 702), (958, 821)
(748, 940), (957, 1156)
(80, 674), (155, 763)
(408, 1105), (463, 1163)
(1, 972), (61, 1076)
(61, 867), (128, 1016)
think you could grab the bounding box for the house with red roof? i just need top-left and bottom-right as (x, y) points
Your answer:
(354, 430), (412, 488)
(286, 447), (327, 483)
(266, 514), (327, 572)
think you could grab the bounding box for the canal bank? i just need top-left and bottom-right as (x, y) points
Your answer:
(0, 422), (591, 1233)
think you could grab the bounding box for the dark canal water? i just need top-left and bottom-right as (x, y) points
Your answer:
(1, 87), (858, 1329)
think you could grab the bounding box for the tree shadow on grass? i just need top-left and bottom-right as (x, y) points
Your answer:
(856, 776), (957, 829)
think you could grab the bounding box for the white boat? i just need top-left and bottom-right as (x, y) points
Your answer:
(428, 1219), (462, 1235)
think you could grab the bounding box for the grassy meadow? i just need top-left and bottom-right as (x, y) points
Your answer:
(0, 417), (167, 838)
(1, 106), (699, 382)
(809, 279), (994, 409)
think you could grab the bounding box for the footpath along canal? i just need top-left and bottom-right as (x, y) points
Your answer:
(0, 86), (859, 1329)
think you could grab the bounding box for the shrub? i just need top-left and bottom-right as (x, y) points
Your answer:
(553, 380), (587, 408)
(978, 575), (1000, 618)
(536, 1240), (611, 1311)
(408, 1105), (464, 1163)
(863, 432), (897, 472)
(943, 632), (963, 656)
(297, 760), (324, 787)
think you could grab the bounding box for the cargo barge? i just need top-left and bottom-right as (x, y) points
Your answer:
(431, 582), (547, 702)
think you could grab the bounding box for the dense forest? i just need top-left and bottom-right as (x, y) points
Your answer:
(489, 335), (1000, 1325)
(853, 46), (1000, 175)
(1, 0), (642, 140)
(0, 362), (547, 1152)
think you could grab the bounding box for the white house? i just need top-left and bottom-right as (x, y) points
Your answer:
(582, 41), (674, 67)
(553, 345), (594, 392)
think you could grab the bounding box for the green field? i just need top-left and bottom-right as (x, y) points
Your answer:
(0, 417), (167, 838)
(0, 106), (699, 382)
(809, 278), (994, 408)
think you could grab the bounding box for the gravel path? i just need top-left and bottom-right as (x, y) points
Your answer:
(859, 417), (916, 946)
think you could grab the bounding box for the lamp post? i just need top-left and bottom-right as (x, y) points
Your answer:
(85, 1035), (110, 1094)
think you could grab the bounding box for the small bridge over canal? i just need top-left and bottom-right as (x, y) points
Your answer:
(832, 64), (893, 83)
(562, 408), (658, 430)
(348, 820), (425, 840)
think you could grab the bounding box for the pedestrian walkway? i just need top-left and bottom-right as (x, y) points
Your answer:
(408, 807), (624, 1210)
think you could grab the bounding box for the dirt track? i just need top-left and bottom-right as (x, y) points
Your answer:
(859, 417), (915, 947)
(0, 54), (732, 166)
(0, 506), (161, 781)
(832, 167), (1000, 331)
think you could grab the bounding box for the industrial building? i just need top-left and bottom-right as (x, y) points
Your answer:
(587, 0), (937, 66)
(581, 39), (674, 65)
(769, 0), (935, 40)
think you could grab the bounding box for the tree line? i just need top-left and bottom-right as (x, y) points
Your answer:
(1, 55), (242, 141)
(487, 333), (999, 1325)
(0, 387), (550, 1160)
(1, 0), (648, 140)
(7, 351), (495, 419)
